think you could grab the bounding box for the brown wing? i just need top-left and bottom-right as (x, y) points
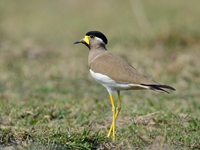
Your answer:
(89, 51), (159, 85)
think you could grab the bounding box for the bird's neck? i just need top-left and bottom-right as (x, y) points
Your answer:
(88, 48), (107, 68)
(89, 43), (107, 50)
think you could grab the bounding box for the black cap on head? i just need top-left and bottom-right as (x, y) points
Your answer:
(86, 31), (108, 45)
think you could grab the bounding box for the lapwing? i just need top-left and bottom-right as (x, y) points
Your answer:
(74, 31), (175, 141)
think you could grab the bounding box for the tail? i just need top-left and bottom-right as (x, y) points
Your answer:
(141, 84), (175, 94)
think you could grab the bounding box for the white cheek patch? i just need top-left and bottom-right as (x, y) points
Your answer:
(95, 37), (105, 44)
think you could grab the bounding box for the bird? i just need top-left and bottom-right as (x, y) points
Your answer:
(74, 31), (175, 141)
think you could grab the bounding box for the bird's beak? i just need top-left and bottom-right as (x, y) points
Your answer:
(74, 39), (83, 44)
(74, 36), (90, 45)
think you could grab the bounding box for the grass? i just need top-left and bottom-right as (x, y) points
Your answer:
(0, 0), (200, 149)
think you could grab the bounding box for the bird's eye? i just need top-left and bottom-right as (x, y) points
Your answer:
(90, 35), (95, 38)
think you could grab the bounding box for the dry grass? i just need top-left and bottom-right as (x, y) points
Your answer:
(0, 0), (200, 149)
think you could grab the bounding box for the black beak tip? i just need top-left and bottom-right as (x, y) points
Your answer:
(74, 40), (82, 44)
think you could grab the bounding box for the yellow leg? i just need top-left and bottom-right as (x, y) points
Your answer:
(107, 91), (121, 141)
(115, 91), (121, 121)
(107, 94), (116, 141)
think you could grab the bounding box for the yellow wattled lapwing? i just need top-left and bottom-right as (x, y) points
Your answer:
(74, 31), (175, 141)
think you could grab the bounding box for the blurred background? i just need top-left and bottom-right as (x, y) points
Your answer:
(0, 0), (200, 148)
(0, 0), (199, 102)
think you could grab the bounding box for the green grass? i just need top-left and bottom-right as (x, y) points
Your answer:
(0, 0), (200, 149)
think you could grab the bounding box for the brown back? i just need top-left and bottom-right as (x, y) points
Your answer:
(89, 49), (159, 85)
